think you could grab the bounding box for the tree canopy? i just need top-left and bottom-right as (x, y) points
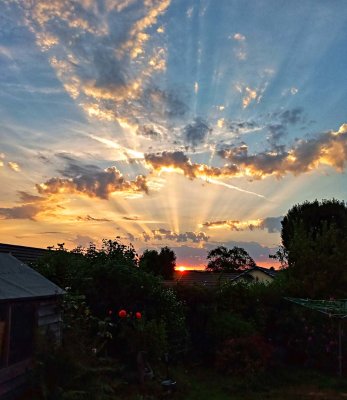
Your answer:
(206, 246), (256, 272)
(279, 199), (347, 297)
(139, 246), (176, 279)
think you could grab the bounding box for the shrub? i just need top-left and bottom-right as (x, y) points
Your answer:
(216, 335), (273, 375)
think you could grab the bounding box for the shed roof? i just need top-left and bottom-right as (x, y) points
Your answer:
(0, 243), (49, 265)
(0, 253), (64, 301)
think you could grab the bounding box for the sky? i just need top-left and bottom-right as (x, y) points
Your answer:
(1, 0), (347, 269)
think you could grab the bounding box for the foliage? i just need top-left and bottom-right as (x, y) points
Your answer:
(215, 335), (273, 375)
(206, 246), (256, 272)
(139, 246), (176, 279)
(278, 199), (347, 297)
(206, 312), (254, 348)
(33, 239), (187, 363)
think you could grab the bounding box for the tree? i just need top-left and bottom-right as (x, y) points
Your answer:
(206, 246), (256, 272)
(139, 246), (176, 279)
(281, 199), (347, 266)
(278, 199), (347, 297)
(139, 249), (161, 275)
(159, 246), (176, 279)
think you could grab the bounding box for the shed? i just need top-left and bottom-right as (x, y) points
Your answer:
(0, 253), (64, 397)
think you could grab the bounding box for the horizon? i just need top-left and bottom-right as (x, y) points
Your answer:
(1, 1), (347, 268)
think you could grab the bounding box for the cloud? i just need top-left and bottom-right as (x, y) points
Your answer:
(72, 234), (95, 248)
(141, 229), (209, 243)
(229, 120), (260, 135)
(0, 190), (53, 220)
(277, 107), (304, 125)
(145, 151), (239, 179)
(7, 161), (21, 172)
(265, 107), (305, 147)
(0, 204), (44, 220)
(123, 216), (140, 221)
(145, 123), (347, 183)
(218, 123), (347, 179)
(36, 166), (148, 199)
(17, 191), (45, 203)
(183, 118), (212, 148)
(202, 216), (282, 233)
(76, 215), (111, 222)
(20, 0), (173, 132)
(242, 87), (258, 108)
(137, 124), (162, 139)
(233, 33), (246, 41)
(282, 87), (299, 96)
(231, 33), (247, 60)
(261, 216), (283, 233)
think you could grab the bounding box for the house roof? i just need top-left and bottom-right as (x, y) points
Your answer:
(234, 266), (278, 280)
(0, 243), (49, 265)
(164, 266), (277, 288)
(165, 270), (243, 288)
(0, 253), (64, 301)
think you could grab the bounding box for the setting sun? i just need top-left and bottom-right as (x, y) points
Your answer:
(176, 266), (186, 272)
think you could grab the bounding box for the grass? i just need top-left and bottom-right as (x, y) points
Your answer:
(18, 360), (347, 399)
(145, 363), (347, 400)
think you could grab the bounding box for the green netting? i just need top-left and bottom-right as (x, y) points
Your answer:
(284, 297), (347, 318)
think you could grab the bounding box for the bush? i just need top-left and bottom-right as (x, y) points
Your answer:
(216, 335), (273, 375)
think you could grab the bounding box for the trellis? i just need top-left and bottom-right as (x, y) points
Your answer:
(284, 297), (347, 376)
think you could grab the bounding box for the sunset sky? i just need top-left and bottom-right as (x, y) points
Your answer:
(1, 0), (347, 268)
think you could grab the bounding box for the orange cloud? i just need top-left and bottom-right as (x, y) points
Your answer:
(145, 151), (239, 179)
(36, 167), (148, 199)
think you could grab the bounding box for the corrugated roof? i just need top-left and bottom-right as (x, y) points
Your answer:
(0, 253), (64, 300)
(0, 243), (49, 264)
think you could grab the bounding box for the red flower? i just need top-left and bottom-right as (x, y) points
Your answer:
(118, 309), (127, 318)
(135, 312), (142, 319)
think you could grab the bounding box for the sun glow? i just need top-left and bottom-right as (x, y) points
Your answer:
(176, 266), (186, 272)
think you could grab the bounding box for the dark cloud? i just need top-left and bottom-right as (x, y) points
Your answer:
(141, 229), (209, 243)
(56, 154), (101, 178)
(76, 215), (111, 222)
(36, 155), (149, 198)
(136, 124), (162, 139)
(260, 216), (283, 233)
(267, 124), (287, 145)
(183, 118), (212, 148)
(266, 108), (305, 147)
(202, 216), (283, 233)
(123, 216), (140, 221)
(17, 191), (45, 203)
(0, 204), (43, 220)
(142, 87), (188, 120)
(127, 232), (136, 242)
(279, 107), (304, 125)
(37, 166), (148, 199)
(229, 120), (259, 135)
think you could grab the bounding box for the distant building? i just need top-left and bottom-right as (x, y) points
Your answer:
(0, 253), (64, 398)
(164, 266), (277, 288)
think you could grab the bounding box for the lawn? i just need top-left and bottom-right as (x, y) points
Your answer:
(123, 363), (347, 400)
